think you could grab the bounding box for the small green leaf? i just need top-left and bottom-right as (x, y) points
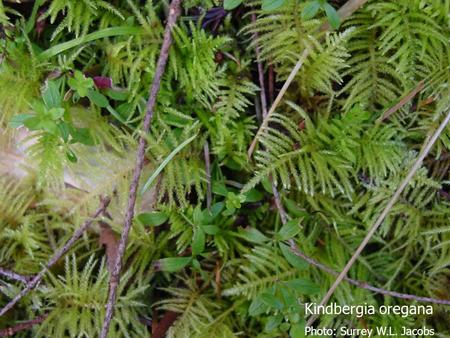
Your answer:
(106, 105), (127, 124)
(141, 134), (197, 193)
(203, 202), (224, 222)
(105, 89), (128, 101)
(71, 128), (94, 146)
(116, 102), (133, 119)
(284, 198), (309, 218)
(136, 212), (168, 226)
(23, 116), (43, 130)
(225, 158), (242, 170)
(87, 89), (109, 108)
(42, 80), (61, 108)
(58, 122), (70, 142)
(279, 322), (290, 331)
(265, 314), (283, 332)
(302, 1), (321, 20)
(202, 225), (220, 235)
(191, 258), (201, 270)
(290, 321), (306, 338)
(193, 205), (204, 224)
(260, 293), (284, 310)
(30, 101), (47, 116)
(276, 219), (302, 241)
(280, 287), (297, 308)
(66, 149), (78, 163)
(261, 177), (273, 194)
(156, 257), (192, 272)
(211, 202), (225, 215)
(237, 227), (269, 244)
(192, 227), (206, 255)
(290, 313), (300, 324)
(222, 208), (236, 216)
(212, 181), (229, 196)
(9, 114), (33, 128)
(39, 120), (59, 135)
(243, 188), (264, 202)
(39, 26), (143, 60)
(223, 0), (242, 10)
(279, 243), (308, 269)
(225, 192), (245, 210)
(249, 296), (270, 316)
(47, 107), (65, 120)
(262, 0), (285, 11)
(68, 71), (94, 98)
(284, 278), (320, 295)
(323, 2), (340, 29)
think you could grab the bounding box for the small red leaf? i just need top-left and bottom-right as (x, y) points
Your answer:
(36, 9), (47, 38)
(93, 76), (113, 89)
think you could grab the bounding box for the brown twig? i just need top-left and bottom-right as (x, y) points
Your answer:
(247, 48), (308, 157)
(252, 13), (267, 119)
(271, 180), (288, 224)
(0, 196), (111, 317)
(247, 0), (370, 158)
(250, 17), (288, 228)
(268, 64), (274, 104)
(287, 241), (450, 306)
(151, 311), (179, 338)
(100, 1), (182, 336)
(204, 141), (212, 211)
(307, 108), (450, 326)
(0, 268), (31, 284)
(251, 15), (289, 226)
(0, 314), (48, 337)
(378, 80), (424, 122)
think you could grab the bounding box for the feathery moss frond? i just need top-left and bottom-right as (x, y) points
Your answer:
(44, 0), (124, 39)
(169, 22), (231, 107)
(37, 255), (148, 338)
(245, 105), (405, 198)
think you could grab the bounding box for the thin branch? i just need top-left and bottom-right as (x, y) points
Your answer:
(247, 49), (308, 157)
(247, 0), (370, 158)
(100, 1), (182, 336)
(252, 13), (267, 119)
(204, 141), (212, 211)
(0, 196), (111, 317)
(271, 180), (288, 225)
(251, 12), (289, 226)
(287, 241), (450, 306)
(0, 268), (31, 284)
(224, 180), (243, 189)
(268, 64), (274, 104)
(307, 108), (450, 326)
(377, 80), (424, 122)
(0, 314), (48, 337)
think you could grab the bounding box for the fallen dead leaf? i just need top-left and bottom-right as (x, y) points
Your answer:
(98, 221), (119, 273)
